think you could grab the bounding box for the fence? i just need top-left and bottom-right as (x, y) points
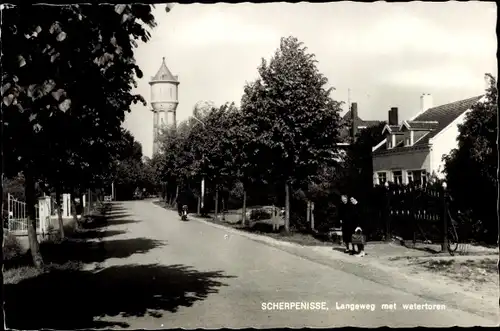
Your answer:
(365, 182), (451, 248)
(4, 193), (50, 234)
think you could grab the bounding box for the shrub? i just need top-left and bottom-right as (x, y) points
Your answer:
(3, 233), (23, 261)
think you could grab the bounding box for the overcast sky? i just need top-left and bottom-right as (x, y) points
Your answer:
(123, 2), (497, 158)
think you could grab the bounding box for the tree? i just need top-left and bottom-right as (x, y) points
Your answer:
(155, 122), (195, 205)
(443, 73), (497, 244)
(343, 122), (386, 200)
(240, 36), (345, 231)
(113, 130), (147, 200)
(185, 103), (241, 219)
(2, 4), (158, 269)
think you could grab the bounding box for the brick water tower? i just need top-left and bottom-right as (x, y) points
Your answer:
(150, 57), (179, 155)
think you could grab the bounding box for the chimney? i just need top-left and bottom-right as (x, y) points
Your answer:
(388, 107), (398, 126)
(350, 102), (358, 139)
(420, 93), (433, 112)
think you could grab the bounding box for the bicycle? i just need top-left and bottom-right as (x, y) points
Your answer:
(412, 209), (459, 256)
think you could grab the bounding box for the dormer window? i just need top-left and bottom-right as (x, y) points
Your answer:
(386, 133), (397, 149)
(404, 130), (415, 146)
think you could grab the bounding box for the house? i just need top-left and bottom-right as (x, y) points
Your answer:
(371, 93), (484, 186)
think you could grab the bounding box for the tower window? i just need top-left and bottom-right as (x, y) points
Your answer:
(170, 88), (172, 98)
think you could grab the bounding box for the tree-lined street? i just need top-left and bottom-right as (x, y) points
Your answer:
(2, 3), (497, 329)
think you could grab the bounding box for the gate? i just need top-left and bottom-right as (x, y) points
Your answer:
(369, 182), (448, 245)
(5, 193), (46, 233)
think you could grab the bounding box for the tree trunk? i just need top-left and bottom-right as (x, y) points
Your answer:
(311, 202), (315, 232)
(78, 192), (84, 216)
(197, 196), (201, 215)
(284, 181), (290, 232)
(214, 188), (219, 221)
(306, 201), (311, 226)
(87, 188), (91, 215)
(55, 189), (65, 239)
(173, 185), (179, 208)
(71, 194), (79, 230)
(222, 196), (226, 221)
(25, 173), (44, 269)
(242, 188), (247, 226)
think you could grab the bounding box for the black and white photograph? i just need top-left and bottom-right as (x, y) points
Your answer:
(1, 1), (498, 329)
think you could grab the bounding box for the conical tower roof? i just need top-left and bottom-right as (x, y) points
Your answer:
(151, 57), (178, 82)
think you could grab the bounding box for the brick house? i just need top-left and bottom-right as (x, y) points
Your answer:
(371, 94), (485, 186)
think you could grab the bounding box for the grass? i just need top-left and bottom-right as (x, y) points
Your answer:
(404, 256), (498, 285)
(3, 261), (84, 285)
(3, 203), (110, 285)
(198, 209), (334, 247)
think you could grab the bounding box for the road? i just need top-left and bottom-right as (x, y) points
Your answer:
(80, 201), (499, 328)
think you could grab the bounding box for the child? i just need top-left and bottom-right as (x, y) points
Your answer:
(353, 226), (366, 257)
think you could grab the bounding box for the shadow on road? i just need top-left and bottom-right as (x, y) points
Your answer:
(5, 263), (236, 329)
(41, 237), (165, 264)
(72, 229), (127, 240)
(5, 203), (161, 269)
(5, 236), (165, 268)
(81, 214), (139, 230)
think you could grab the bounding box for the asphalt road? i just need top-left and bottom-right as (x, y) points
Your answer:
(90, 201), (497, 328)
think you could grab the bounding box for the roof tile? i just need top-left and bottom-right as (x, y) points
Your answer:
(412, 95), (482, 145)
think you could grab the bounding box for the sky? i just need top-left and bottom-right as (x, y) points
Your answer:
(123, 2), (497, 158)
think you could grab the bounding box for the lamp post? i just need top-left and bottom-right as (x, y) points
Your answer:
(442, 181), (449, 253)
(192, 115), (206, 215)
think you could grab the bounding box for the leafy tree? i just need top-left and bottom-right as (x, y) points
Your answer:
(1, 4), (158, 269)
(182, 103), (241, 218)
(240, 36), (345, 231)
(343, 122), (386, 200)
(113, 131), (145, 200)
(156, 121), (196, 205)
(443, 73), (498, 244)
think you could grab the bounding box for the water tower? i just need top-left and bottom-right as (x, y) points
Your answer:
(149, 57), (179, 155)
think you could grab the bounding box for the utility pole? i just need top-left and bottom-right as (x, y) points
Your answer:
(347, 88), (351, 114)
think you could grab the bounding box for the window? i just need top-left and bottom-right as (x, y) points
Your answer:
(407, 171), (413, 183)
(392, 170), (403, 184)
(377, 172), (387, 185)
(170, 88), (173, 98)
(407, 170), (427, 185)
(405, 137), (411, 146)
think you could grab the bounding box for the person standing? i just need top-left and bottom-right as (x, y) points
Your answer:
(339, 194), (352, 253)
